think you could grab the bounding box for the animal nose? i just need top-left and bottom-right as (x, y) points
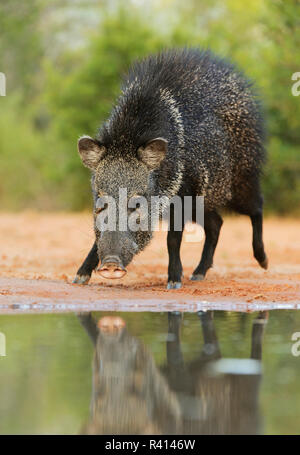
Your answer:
(98, 316), (126, 333)
(97, 256), (127, 279)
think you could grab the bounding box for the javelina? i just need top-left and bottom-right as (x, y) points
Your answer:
(78, 314), (181, 435)
(74, 48), (268, 289)
(78, 311), (267, 435)
(164, 311), (267, 435)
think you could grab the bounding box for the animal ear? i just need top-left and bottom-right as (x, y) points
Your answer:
(78, 136), (106, 170)
(137, 138), (168, 170)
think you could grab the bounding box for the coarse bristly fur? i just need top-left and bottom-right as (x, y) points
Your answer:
(74, 47), (268, 289)
(99, 48), (266, 205)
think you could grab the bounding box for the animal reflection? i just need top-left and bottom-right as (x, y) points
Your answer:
(163, 311), (267, 434)
(78, 314), (180, 434)
(78, 311), (268, 434)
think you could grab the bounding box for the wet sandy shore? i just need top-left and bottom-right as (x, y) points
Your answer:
(0, 212), (299, 312)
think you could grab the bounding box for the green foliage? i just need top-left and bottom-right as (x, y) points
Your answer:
(0, 96), (76, 210)
(0, 0), (44, 100)
(263, 138), (300, 215)
(44, 9), (191, 209)
(0, 0), (299, 213)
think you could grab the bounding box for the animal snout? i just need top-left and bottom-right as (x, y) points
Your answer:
(97, 316), (126, 333)
(97, 256), (127, 279)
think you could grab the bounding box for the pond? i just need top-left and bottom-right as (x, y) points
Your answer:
(0, 308), (300, 434)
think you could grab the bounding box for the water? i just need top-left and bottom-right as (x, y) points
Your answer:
(0, 308), (300, 434)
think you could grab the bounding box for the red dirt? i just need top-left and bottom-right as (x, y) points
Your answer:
(0, 212), (299, 308)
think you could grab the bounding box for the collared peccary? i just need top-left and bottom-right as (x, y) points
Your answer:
(164, 311), (267, 435)
(73, 48), (268, 289)
(78, 311), (267, 435)
(78, 314), (181, 435)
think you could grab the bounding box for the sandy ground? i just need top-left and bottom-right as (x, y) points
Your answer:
(0, 212), (299, 310)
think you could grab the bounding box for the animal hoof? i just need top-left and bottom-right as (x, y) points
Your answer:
(167, 281), (182, 290)
(190, 274), (205, 281)
(259, 257), (268, 270)
(72, 274), (90, 285)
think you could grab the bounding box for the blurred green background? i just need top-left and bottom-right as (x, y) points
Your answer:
(0, 0), (299, 213)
